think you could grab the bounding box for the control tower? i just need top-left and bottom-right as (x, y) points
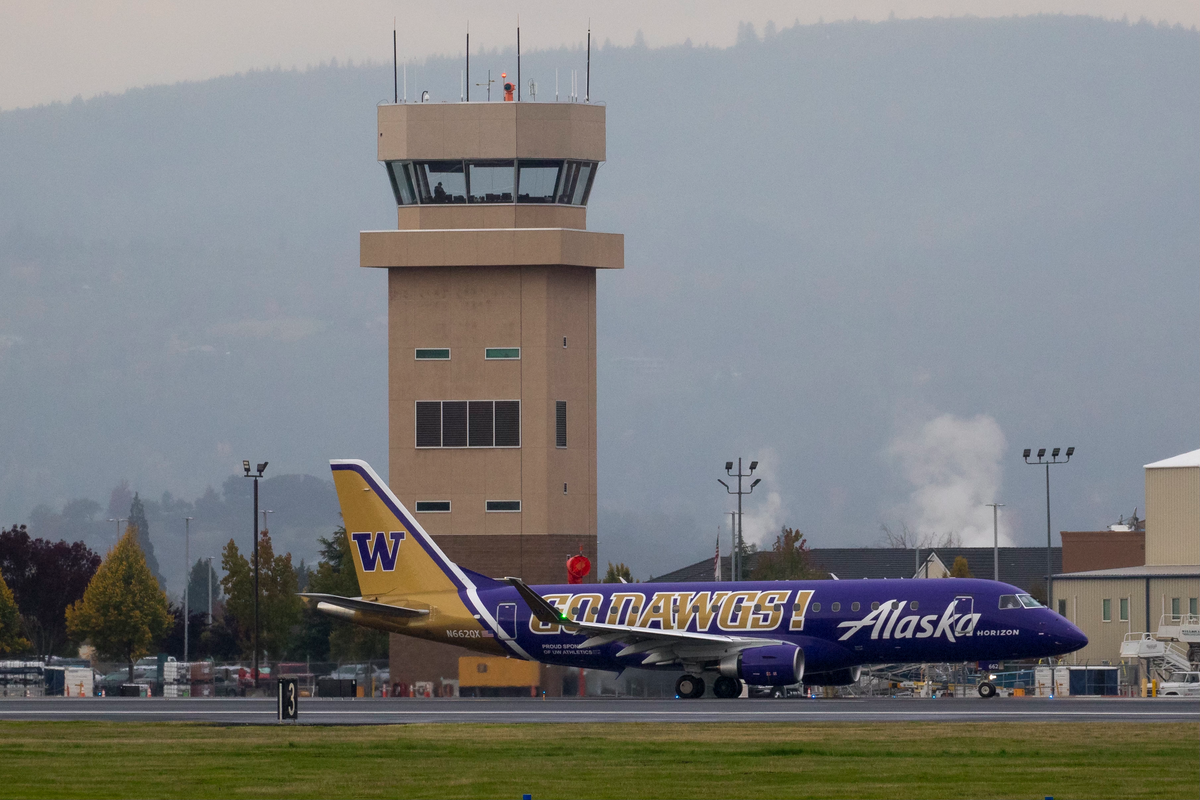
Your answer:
(360, 102), (623, 692)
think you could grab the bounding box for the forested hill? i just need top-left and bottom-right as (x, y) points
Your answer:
(1, 15), (1196, 584)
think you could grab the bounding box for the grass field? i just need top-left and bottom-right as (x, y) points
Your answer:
(0, 721), (1195, 799)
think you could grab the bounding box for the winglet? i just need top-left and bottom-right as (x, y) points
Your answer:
(503, 576), (573, 627)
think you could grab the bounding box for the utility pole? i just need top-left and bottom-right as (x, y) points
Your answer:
(184, 516), (193, 664)
(204, 556), (214, 624)
(985, 504), (1004, 582)
(242, 460), (268, 689)
(719, 459), (761, 582)
(1023, 447), (1074, 609)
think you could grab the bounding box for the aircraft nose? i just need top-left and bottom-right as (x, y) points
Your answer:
(1053, 619), (1088, 653)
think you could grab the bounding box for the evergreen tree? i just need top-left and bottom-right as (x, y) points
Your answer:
(127, 493), (164, 588)
(185, 558), (222, 618)
(602, 562), (633, 583)
(305, 527), (387, 662)
(220, 530), (303, 663)
(0, 571), (30, 655)
(751, 527), (828, 581)
(949, 556), (973, 578)
(66, 525), (171, 679)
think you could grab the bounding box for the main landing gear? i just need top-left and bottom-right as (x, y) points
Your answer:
(712, 675), (742, 699)
(675, 674), (705, 699)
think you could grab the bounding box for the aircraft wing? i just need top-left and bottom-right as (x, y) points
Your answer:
(297, 593), (430, 618)
(503, 577), (784, 668)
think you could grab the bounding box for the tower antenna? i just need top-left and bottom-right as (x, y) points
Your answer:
(517, 20), (521, 102)
(585, 22), (590, 103)
(466, 23), (470, 102)
(392, 19), (398, 104)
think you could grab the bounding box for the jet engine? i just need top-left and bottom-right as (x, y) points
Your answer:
(719, 644), (804, 686)
(802, 666), (862, 686)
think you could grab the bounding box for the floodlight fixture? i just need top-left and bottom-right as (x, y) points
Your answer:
(243, 460), (251, 474)
(257, 461), (268, 475)
(1051, 447), (1060, 458)
(717, 479), (729, 490)
(1037, 448), (1046, 458)
(749, 461), (759, 471)
(750, 478), (762, 489)
(1022, 449), (1031, 459)
(718, 458), (764, 583)
(1065, 447), (1075, 457)
(725, 462), (733, 472)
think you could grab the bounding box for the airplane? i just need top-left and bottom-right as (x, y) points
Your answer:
(303, 459), (1088, 699)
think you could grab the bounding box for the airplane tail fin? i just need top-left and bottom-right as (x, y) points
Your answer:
(330, 459), (477, 598)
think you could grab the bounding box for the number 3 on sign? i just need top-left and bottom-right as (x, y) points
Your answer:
(278, 678), (298, 721)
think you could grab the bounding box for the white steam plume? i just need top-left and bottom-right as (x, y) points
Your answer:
(887, 413), (1011, 547)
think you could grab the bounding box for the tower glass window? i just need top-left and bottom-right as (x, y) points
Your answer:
(388, 162), (418, 205)
(414, 161), (467, 204)
(468, 161), (515, 203)
(388, 160), (597, 206)
(517, 160), (562, 203)
(468, 401), (495, 447)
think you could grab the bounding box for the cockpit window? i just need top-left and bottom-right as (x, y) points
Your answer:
(999, 595), (1021, 609)
(1017, 594), (1043, 608)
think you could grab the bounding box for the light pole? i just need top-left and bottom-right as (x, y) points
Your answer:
(204, 556), (215, 625)
(242, 460), (268, 689)
(984, 503), (1004, 582)
(1023, 447), (1074, 609)
(107, 518), (126, 542)
(718, 459), (761, 582)
(261, 509), (273, 534)
(184, 516), (193, 664)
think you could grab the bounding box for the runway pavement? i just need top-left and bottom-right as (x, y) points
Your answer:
(0, 696), (1195, 724)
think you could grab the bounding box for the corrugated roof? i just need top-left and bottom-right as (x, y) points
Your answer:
(1144, 448), (1200, 469)
(649, 547), (1061, 594)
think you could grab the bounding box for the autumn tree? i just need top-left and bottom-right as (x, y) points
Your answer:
(949, 556), (973, 578)
(0, 571), (30, 655)
(602, 562), (633, 583)
(66, 525), (171, 679)
(751, 527), (828, 581)
(221, 530), (303, 663)
(0, 524), (100, 655)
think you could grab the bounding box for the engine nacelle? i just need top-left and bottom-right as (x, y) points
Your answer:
(803, 666), (862, 686)
(720, 644), (804, 686)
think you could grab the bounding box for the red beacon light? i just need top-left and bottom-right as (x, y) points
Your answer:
(566, 548), (591, 584)
(502, 72), (515, 102)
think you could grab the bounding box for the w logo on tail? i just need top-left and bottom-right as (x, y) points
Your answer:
(351, 531), (405, 572)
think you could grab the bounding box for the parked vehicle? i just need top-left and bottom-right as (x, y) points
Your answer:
(1158, 671), (1200, 697)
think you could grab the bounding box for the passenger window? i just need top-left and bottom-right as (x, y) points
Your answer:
(810, 603), (821, 612)
(851, 602), (861, 612)
(831, 602), (841, 612)
(753, 604), (762, 612)
(999, 595), (1021, 609)
(870, 602), (880, 611)
(909, 601), (919, 611)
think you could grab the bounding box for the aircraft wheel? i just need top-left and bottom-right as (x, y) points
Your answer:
(676, 674), (704, 699)
(713, 675), (741, 699)
(977, 681), (997, 699)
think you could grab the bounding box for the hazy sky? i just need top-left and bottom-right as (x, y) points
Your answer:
(2, 1), (1196, 110)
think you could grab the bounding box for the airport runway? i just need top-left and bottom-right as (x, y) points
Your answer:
(0, 696), (1195, 724)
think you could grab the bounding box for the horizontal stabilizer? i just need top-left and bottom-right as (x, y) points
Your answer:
(298, 593), (429, 618)
(503, 577), (573, 626)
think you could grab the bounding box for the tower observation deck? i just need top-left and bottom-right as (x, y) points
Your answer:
(360, 101), (623, 693)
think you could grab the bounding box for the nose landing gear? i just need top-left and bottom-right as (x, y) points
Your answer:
(675, 674), (705, 698)
(977, 681), (998, 698)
